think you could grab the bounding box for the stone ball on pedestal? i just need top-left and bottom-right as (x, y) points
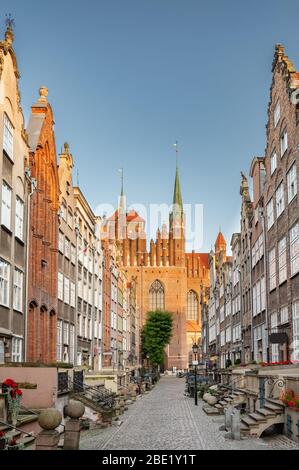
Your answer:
(64, 400), (85, 419)
(38, 408), (62, 430)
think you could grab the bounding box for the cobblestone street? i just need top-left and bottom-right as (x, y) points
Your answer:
(80, 376), (299, 450)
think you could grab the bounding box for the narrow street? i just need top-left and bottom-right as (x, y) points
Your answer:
(80, 377), (298, 450)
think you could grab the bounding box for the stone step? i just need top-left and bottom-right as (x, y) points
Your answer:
(218, 400), (229, 406)
(240, 423), (250, 433)
(264, 403), (284, 413)
(248, 412), (267, 422)
(255, 408), (276, 418)
(215, 404), (224, 409)
(223, 397), (233, 402)
(19, 435), (36, 448)
(266, 398), (285, 407)
(241, 416), (259, 428)
(5, 430), (22, 439)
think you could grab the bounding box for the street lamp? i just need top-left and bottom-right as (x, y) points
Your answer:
(192, 343), (199, 406)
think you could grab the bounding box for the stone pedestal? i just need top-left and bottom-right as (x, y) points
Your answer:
(36, 408), (62, 451)
(63, 419), (81, 450)
(36, 430), (60, 450)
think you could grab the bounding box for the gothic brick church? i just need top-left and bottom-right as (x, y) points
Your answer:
(106, 163), (210, 370)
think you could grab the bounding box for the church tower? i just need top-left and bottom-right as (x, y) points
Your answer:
(169, 161), (185, 267)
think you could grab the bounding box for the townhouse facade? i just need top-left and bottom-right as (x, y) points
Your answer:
(0, 23), (29, 363)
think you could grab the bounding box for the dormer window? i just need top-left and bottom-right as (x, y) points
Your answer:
(274, 101), (280, 128)
(280, 129), (288, 157)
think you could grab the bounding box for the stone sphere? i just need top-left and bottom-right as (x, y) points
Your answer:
(203, 392), (211, 402)
(207, 395), (218, 406)
(38, 408), (62, 430)
(64, 400), (85, 419)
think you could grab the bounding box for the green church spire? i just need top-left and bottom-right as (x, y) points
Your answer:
(172, 141), (183, 210)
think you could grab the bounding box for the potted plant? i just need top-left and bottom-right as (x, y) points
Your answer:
(0, 431), (6, 450)
(6, 437), (24, 450)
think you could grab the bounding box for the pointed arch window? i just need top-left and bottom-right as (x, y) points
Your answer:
(149, 280), (165, 311)
(187, 290), (199, 321)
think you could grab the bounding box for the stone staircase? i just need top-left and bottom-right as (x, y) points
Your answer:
(214, 388), (246, 413)
(240, 398), (285, 437)
(0, 416), (37, 450)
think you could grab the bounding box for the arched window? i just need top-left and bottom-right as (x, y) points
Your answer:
(187, 290), (199, 321)
(149, 280), (165, 311)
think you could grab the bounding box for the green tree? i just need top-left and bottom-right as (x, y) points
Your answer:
(142, 311), (173, 366)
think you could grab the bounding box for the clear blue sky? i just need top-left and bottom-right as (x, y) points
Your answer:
(3, 0), (299, 252)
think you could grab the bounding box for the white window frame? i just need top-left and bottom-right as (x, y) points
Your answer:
(269, 247), (276, 291)
(270, 151), (277, 175)
(274, 101), (280, 128)
(58, 272), (63, 301)
(3, 113), (13, 159)
(280, 129), (288, 157)
(267, 198), (274, 230)
(0, 259), (10, 307)
(65, 238), (70, 259)
(58, 231), (64, 253)
(278, 237), (287, 285)
(292, 302), (299, 361)
(275, 182), (285, 218)
(13, 268), (23, 312)
(290, 222), (299, 277)
(12, 336), (23, 363)
(57, 320), (63, 361)
(64, 277), (70, 304)
(15, 197), (24, 240)
(287, 163), (297, 203)
(70, 281), (75, 308)
(280, 306), (288, 325)
(1, 181), (12, 230)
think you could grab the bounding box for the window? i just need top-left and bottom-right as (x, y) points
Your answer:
(12, 337), (22, 363)
(269, 247), (276, 291)
(280, 129), (288, 157)
(0, 259), (10, 307)
(220, 330), (225, 346)
(278, 237), (287, 284)
(187, 290), (198, 321)
(149, 280), (165, 311)
(71, 244), (76, 265)
(57, 320), (62, 361)
(270, 151), (277, 175)
(69, 324), (75, 364)
(64, 277), (70, 304)
(1, 181), (12, 229)
(287, 163), (297, 203)
(63, 322), (69, 345)
(280, 306), (288, 325)
(226, 327), (231, 343)
(58, 272), (63, 300)
(61, 203), (67, 221)
(256, 280), (261, 314)
(261, 277), (266, 311)
(65, 238), (70, 259)
(13, 269), (23, 312)
(271, 313), (279, 362)
(67, 210), (73, 228)
(276, 183), (285, 217)
(274, 101), (280, 127)
(292, 302), (299, 361)
(267, 198), (274, 230)
(290, 222), (299, 277)
(70, 282), (75, 308)
(220, 305), (224, 323)
(58, 231), (64, 253)
(15, 197), (24, 240)
(3, 113), (13, 158)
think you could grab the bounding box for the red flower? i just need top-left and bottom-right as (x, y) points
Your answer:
(15, 389), (22, 396)
(3, 378), (17, 388)
(8, 437), (17, 446)
(0, 431), (6, 438)
(287, 400), (296, 407)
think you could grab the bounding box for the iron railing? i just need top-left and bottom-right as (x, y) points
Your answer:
(68, 377), (115, 408)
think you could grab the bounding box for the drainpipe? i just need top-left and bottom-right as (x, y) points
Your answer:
(24, 172), (36, 362)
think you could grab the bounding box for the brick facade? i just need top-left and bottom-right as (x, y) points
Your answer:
(27, 88), (59, 363)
